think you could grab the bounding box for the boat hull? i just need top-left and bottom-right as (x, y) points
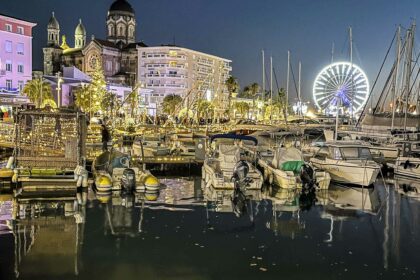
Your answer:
(310, 158), (380, 187)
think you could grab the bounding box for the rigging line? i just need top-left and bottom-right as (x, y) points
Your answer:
(290, 63), (299, 99)
(273, 67), (280, 101)
(375, 63), (396, 113)
(356, 30), (396, 126)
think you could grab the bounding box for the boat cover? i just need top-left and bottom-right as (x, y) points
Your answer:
(95, 150), (130, 174)
(272, 147), (304, 173)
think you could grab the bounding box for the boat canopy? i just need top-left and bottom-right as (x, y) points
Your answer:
(210, 134), (258, 145)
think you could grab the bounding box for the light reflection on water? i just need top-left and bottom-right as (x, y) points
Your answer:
(0, 178), (419, 279)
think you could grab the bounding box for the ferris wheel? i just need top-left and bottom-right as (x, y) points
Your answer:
(313, 62), (369, 114)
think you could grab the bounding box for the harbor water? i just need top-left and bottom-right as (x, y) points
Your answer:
(0, 176), (419, 279)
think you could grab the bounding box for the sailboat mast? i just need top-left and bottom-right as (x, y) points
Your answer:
(270, 56), (273, 121)
(349, 27), (354, 119)
(391, 25), (401, 130)
(331, 42), (335, 64)
(286, 50), (290, 118)
(262, 50), (265, 96)
(403, 21), (416, 135)
(298, 61), (302, 116)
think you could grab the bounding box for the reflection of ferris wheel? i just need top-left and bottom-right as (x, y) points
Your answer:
(313, 62), (369, 114)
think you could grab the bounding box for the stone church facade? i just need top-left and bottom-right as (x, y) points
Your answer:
(43, 0), (145, 86)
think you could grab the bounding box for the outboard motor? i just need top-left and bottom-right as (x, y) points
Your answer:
(121, 168), (136, 193)
(232, 160), (250, 188)
(231, 160), (251, 217)
(300, 163), (315, 191)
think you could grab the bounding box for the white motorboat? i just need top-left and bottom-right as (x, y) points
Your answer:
(258, 146), (330, 190)
(392, 156), (420, 179)
(132, 135), (170, 158)
(202, 134), (263, 190)
(310, 141), (381, 187)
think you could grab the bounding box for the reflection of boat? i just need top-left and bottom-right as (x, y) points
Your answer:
(263, 188), (305, 238)
(203, 184), (262, 213)
(104, 190), (161, 237)
(259, 146), (330, 189)
(324, 184), (381, 215)
(310, 141), (381, 186)
(10, 189), (86, 278)
(202, 134), (263, 190)
(393, 176), (420, 200)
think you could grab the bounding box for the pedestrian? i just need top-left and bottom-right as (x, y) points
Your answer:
(101, 124), (111, 151)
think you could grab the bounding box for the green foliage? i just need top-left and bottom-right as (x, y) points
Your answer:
(22, 79), (54, 108)
(234, 101), (250, 118)
(197, 100), (214, 119)
(74, 63), (108, 114)
(225, 76), (240, 96)
(162, 94), (183, 116)
(241, 83), (260, 98)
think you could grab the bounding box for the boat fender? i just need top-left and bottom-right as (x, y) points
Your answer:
(12, 169), (18, 183)
(144, 175), (160, 190)
(0, 168), (14, 179)
(6, 157), (14, 169)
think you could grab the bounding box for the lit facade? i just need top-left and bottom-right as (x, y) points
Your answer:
(0, 14), (36, 108)
(137, 46), (232, 114)
(43, 0), (143, 86)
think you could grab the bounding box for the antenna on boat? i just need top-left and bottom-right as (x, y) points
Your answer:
(331, 42), (335, 64)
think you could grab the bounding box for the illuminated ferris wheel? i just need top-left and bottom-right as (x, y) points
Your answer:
(313, 62), (369, 114)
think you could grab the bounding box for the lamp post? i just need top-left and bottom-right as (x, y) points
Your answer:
(56, 72), (63, 108)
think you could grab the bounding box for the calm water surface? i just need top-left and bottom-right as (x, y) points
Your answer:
(0, 177), (419, 280)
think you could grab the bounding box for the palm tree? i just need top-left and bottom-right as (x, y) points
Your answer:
(162, 94), (183, 116)
(225, 76), (240, 115)
(234, 101), (250, 119)
(197, 100), (214, 120)
(22, 79), (53, 108)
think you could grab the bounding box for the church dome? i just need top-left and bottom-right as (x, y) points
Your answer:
(109, 0), (135, 14)
(47, 12), (60, 29)
(75, 19), (86, 36)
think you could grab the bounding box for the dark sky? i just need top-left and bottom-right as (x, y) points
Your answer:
(2, 0), (419, 103)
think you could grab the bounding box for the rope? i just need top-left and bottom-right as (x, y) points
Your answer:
(356, 31), (397, 126)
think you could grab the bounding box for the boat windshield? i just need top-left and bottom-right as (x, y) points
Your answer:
(340, 147), (372, 160)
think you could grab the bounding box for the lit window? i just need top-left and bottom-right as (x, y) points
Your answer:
(17, 43), (24, 55)
(17, 26), (24, 34)
(18, 64), (24, 73)
(5, 24), (12, 32)
(5, 41), (12, 53)
(6, 80), (12, 90)
(169, 50), (177, 57)
(169, 61), (177, 67)
(5, 62), (12, 72)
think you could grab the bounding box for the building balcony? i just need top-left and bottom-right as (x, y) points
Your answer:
(142, 53), (187, 59)
(145, 74), (187, 79)
(144, 63), (185, 69)
(146, 84), (185, 88)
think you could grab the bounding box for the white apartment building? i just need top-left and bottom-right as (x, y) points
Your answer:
(137, 45), (232, 114)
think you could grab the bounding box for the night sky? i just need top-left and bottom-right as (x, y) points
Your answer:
(2, 0), (419, 103)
